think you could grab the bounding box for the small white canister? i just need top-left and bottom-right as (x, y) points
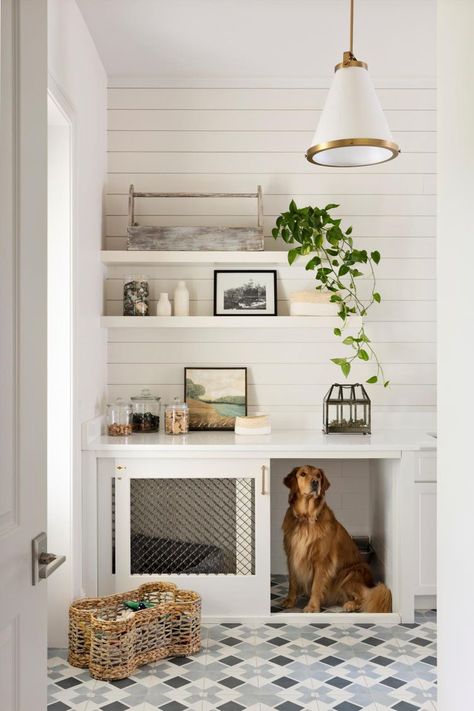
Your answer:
(156, 292), (172, 316)
(235, 414), (271, 435)
(174, 280), (190, 316)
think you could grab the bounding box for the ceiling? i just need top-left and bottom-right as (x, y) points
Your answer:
(76, 0), (436, 80)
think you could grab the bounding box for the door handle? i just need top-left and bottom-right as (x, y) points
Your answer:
(261, 464), (268, 495)
(32, 532), (66, 585)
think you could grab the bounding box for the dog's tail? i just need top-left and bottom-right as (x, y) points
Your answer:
(362, 583), (392, 613)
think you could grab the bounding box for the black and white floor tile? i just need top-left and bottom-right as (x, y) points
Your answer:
(48, 595), (437, 710)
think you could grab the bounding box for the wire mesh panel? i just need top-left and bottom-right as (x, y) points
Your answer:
(129, 478), (255, 576)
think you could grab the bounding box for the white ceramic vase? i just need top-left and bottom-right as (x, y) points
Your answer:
(173, 280), (190, 316)
(156, 292), (172, 316)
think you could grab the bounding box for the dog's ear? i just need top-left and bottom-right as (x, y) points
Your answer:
(284, 467), (299, 505)
(320, 469), (331, 495)
(283, 467), (298, 489)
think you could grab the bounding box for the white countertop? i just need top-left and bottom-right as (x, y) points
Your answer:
(84, 429), (436, 456)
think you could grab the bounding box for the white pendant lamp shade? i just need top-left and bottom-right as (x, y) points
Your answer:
(306, 63), (399, 167)
(306, 0), (400, 168)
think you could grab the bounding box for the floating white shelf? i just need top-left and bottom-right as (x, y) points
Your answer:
(101, 250), (290, 266)
(101, 316), (362, 329)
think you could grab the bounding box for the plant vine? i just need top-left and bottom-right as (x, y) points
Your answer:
(272, 201), (389, 387)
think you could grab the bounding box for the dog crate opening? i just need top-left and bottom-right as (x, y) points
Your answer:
(270, 458), (393, 615)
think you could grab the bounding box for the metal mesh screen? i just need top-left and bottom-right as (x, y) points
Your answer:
(130, 478), (255, 575)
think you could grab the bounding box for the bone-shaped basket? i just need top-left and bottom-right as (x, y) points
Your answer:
(68, 581), (201, 680)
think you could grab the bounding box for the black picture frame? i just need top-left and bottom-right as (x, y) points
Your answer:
(184, 366), (248, 431)
(213, 269), (278, 316)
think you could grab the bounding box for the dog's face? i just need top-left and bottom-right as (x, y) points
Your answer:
(283, 465), (330, 501)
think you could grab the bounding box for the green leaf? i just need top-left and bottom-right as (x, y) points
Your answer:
(304, 257), (316, 271)
(333, 327), (342, 336)
(366, 376), (378, 384)
(287, 248), (299, 265)
(324, 203), (339, 211)
(330, 294), (342, 302)
(384, 380), (390, 388)
(358, 349), (369, 361)
(350, 269), (364, 278)
(341, 361), (351, 378)
(343, 336), (354, 345)
(338, 264), (350, 277)
(289, 199), (297, 213)
(271, 227), (279, 239)
(346, 226), (353, 235)
(371, 250), (381, 265)
(373, 292), (381, 303)
(331, 357), (345, 366)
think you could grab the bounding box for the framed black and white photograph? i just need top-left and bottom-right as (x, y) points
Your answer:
(214, 270), (277, 316)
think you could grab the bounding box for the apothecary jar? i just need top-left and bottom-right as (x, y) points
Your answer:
(130, 388), (161, 432)
(164, 398), (189, 435)
(107, 397), (133, 436)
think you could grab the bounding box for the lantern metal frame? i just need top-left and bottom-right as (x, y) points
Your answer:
(323, 383), (371, 434)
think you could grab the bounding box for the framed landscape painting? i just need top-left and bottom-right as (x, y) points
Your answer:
(185, 367), (247, 431)
(214, 269), (277, 316)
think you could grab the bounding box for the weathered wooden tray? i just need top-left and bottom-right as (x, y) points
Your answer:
(126, 186), (264, 251)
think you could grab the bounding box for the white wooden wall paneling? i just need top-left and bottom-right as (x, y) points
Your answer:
(105, 85), (436, 415)
(107, 130), (436, 154)
(107, 88), (436, 110)
(108, 109), (435, 132)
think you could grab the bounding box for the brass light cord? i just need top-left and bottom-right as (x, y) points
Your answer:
(350, 0), (354, 56)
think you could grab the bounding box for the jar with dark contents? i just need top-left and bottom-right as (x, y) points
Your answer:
(106, 397), (133, 436)
(130, 388), (161, 432)
(123, 275), (149, 316)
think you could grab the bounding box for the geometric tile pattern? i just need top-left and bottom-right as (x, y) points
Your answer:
(48, 612), (437, 710)
(271, 574), (346, 614)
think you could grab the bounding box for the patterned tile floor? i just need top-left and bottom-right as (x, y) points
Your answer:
(48, 611), (436, 711)
(271, 575), (346, 614)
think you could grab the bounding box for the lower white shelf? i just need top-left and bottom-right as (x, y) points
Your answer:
(100, 315), (362, 329)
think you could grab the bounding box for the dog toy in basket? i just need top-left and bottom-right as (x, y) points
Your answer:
(68, 582), (201, 680)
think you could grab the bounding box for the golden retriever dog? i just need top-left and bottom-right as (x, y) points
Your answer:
(281, 465), (392, 613)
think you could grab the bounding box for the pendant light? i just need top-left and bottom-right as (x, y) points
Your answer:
(306, 0), (400, 167)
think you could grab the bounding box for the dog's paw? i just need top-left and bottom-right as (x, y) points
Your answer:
(279, 597), (297, 609)
(303, 602), (321, 613)
(342, 600), (360, 612)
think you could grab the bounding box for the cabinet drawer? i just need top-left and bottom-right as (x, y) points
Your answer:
(416, 452), (437, 482)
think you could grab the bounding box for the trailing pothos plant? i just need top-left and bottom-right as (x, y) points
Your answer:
(272, 201), (389, 387)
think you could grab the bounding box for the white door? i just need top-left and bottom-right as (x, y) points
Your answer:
(0, 1), (48, 709)
(113, 458), (270, 618)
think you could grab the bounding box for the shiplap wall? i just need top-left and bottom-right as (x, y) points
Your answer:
(105, 83), (436, 420)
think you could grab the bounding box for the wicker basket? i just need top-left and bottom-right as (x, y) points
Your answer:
(68, 582), (201, 680)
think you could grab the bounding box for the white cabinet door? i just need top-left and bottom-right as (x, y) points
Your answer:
(414, 483), (437, 595)
(114, 458), (270, 618)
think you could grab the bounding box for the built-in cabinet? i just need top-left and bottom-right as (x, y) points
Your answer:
(100, 457), (270, 618)
(414, 452), (437, 597)
(83, 433), (436, 623)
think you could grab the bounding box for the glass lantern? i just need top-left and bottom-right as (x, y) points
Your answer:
(323, 383), (371, 434)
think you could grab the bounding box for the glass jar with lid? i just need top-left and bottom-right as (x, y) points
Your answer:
(130, 388), (161, 432)
(123, 275), (149, 316)
(164, 398), (189, 435)
(107, 397), (133, 436)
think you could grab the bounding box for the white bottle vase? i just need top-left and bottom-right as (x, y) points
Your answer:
(156, 292), (172, 316)
(174, 280), (190, 316)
